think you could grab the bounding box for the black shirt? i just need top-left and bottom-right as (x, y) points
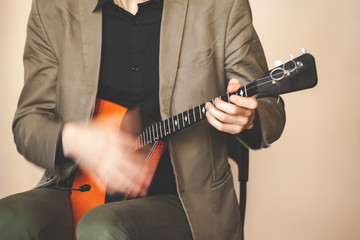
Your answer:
(93, 0), (177, 197)
(94, 0), (163, 122)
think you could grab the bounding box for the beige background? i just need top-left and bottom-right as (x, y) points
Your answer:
(1, 0), (359, 239)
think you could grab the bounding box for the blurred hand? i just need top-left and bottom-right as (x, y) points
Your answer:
(62, 116), (146, 195)
(205, 78), (257, 134)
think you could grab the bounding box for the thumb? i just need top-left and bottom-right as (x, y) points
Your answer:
(227, 78), (241, 93)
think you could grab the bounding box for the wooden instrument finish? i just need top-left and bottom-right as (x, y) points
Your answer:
(70, 99), (166, 233)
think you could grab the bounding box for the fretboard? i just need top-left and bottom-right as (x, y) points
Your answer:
(132, 81), (259, 150)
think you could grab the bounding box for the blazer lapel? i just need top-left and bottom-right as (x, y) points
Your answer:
(159, 0), (189, 119)
(78, 0), (102, 104)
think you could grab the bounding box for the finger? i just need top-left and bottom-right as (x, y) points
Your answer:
(115, 154), (144, 181)
(206, 110), (244, 134)
(243, 112), (256, 130)
(229, 95), (258, 110)
(247, 123), (254, 130)
(227, 78), (241, 93)
(206, 101), (251, 126)
(206, 109), (255, 134)
(105, 166), (142, 195)
(208, 98), (252, 117)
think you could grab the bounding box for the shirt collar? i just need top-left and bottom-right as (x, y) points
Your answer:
(93, 0), (162, 13)
(93, 0), (111, 12)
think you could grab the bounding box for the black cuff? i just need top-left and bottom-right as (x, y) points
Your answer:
(55, 125), (67, 166)
(237, 109), (262, 149)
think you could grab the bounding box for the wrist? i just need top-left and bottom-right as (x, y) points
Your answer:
(62, 122), (80, 159)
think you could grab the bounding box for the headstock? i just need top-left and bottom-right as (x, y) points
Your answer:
(256, 49), (318, 97)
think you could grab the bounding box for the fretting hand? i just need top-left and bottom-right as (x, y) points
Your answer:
(205, 78), (257, 134)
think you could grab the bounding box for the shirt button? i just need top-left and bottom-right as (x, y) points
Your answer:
(133, 19), (139, 25)
(131, 65), (140, 72)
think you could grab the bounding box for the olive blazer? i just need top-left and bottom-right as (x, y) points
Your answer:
(13, 0), (286, 239)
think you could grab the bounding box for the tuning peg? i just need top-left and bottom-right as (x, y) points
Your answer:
(289, 54), (294, 60)
(274, 60), (283, 67)
(302, 48), (307, 54)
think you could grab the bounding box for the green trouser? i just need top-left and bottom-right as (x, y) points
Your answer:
(0, 187), (192, 240)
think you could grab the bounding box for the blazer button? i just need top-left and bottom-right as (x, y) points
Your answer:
(46, 176), (54, 182)
(131, 65), (140, 72)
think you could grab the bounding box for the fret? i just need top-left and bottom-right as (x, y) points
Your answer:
(164, 121), (167, 137)
(151, 126), (155, 142)
(162, 121), (166, 136)
(151, 125), (155, 141)
(175, 116), (178, 130)
(188, 108), (193, 123)
(172, 115), (179, 133)
(244, 85), (248, 97)
(167, 118), (171, 135)
(175, 115), (179, 130)
(171, 118), (175, 133)
(156, 123), (159, 140)
(227, 92), (230, 103)
(187, 109), (190, 124)
(142, 132), (145, 147)
(164, 120), (168, 136)
(182, 112), (185, 128)
(149, 127), (152, 143)
(170, 118), (173, 134)
(192, 107), (196, 122)
(146, 128), (149, 144)
(142, 133), (145, 147)
(199, 105), (202, 119)
(148, 126), (153, 144)
(159, 121), (163, 138)
(148, 127), (152, 144)
(169, 118), (172, 134)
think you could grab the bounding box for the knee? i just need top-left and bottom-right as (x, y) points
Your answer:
(0, 197), (18, 235)
(0, 194), (40, 239)
(76, 205), (130, 240)
(0, 190), (73, 240)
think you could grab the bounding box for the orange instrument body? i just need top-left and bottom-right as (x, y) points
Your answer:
(70, 99), (165, 234)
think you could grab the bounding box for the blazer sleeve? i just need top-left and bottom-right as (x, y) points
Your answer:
(12, 0), (62, 175)
(224, 0), (286, 148)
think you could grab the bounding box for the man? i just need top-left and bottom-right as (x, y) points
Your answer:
(0, 0), (285, 239)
